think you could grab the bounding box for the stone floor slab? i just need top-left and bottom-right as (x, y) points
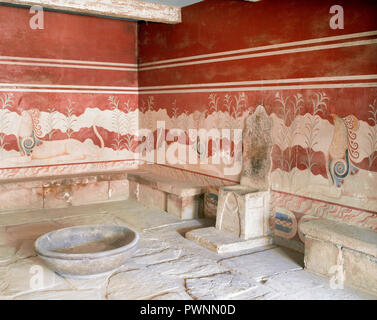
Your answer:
(0, 199), (373, 300)
(184, 272), (262, 300)
(14, 289), (103, 300)
(4, 221), (64, 243)
(131, 248), (182, 266)
(53, 214), (114, 228)
(64, 274), (109, 291)
(146, 254), (229, 279)
(0, 257), (70, 298)
(264, 269), (375, 299)
(15, 240), (37, 260)
(112, 203), (186, 232)
(106, 269), (181, 300)
(219, 247), (304, 281)
(0, 246), (16, 266)
(150, 289), (193, 300)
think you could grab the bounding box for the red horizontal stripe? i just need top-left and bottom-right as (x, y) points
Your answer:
(139, 44), (377, 86)
(139, 0), (377, 64)
(3, 92), (137, 115)
(0, 64), (137, 87)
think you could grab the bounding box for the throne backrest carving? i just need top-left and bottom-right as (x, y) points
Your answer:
(240, 105), (273, 191)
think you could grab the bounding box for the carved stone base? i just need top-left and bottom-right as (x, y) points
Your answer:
(185, 227), (273, 254)
(216, 186), (270, 240)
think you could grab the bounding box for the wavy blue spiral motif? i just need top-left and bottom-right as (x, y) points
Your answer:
(18, 131), (41, 156)
(330, 149), (359, 187)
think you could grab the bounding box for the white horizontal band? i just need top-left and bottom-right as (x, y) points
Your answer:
(139, 82), (377, 94)
(0, 83), (138, 90)
(2, 31), (376, 72)
(0, 88), (138, 94)
(0, 60), (137, 71)
(139, 38), (377, 71)
(140, 30), (377, 67)
(138, 75), (377, 90)
(1, 75), (376, 93)
(0, 55), (137, 67)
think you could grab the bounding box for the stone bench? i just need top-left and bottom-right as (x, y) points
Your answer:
(0, 171), (131, 212)
(127, 171), (205, 219)
(300, 219), (377, 295)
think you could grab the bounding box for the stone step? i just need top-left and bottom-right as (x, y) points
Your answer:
(185, 227), (273, 254)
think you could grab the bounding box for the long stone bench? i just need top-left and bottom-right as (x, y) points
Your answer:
(299, 219), (377, 295)
(0, 171), (131, 212)
(127, 171), (205, 220)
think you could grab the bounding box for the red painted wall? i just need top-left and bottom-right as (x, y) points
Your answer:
(138, 0), (377, 176)
(1, 6), (137, 86)
(139, 0), (376, 62)
(0, 5), (139, 178)
(139, 0), (377, 86)
(0, 1), (376, 237)
(138, 0), (377, 240)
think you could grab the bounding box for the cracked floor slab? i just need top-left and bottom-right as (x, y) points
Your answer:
(263, 269), (374, 300)
(0, 245), (16, 265)
(106, 268), (181, 300)
(14, 289), (103, 300)
(219, 247), (304, 281)
(131, 247), (182, 266)
(146, 253), (229, 279)
(184, 272), (263, 300)
(149, 289), (193, 300)
(0, 257), (70, 298)
(0, 200), (375, 300)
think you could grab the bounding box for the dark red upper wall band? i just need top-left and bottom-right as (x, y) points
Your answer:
(0, 5), (137, 64)
(139, 0), (377, 64)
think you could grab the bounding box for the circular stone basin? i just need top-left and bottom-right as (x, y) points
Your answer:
(34, 224), (139, 278)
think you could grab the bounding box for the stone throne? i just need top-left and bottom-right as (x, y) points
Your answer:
(186, 105), (274, 253)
